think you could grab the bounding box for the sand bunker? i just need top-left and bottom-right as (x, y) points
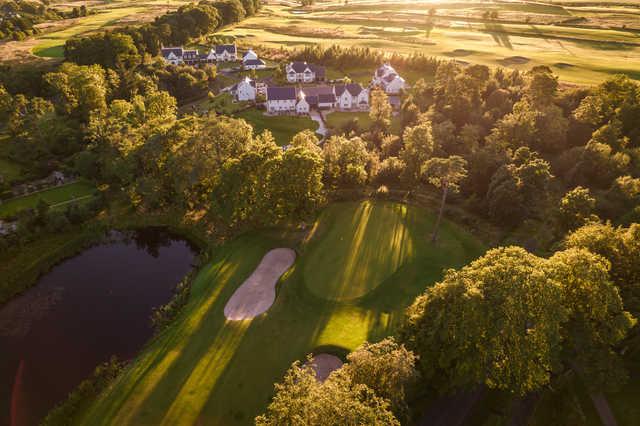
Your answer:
(307, 354), (344, 382)
(224, 248), (296, 320)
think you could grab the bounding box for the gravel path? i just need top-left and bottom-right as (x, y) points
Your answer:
(223, 248), (296, 320)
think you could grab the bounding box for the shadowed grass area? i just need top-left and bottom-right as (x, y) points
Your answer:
(76, 201), (484, 425)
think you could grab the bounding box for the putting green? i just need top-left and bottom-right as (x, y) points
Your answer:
(304, 201), (415, 301)
(76, 201), (484, 425)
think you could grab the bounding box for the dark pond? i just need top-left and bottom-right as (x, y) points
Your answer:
(0, 229), (198, 426)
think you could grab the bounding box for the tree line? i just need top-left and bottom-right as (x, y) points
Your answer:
(64, 0), (259, 69)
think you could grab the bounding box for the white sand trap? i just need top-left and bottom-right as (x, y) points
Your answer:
(307, 354), (344, 382)
(224, 248), (296, 320)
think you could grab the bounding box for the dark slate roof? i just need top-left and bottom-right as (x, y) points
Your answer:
(290, 61), (311, 73)
(215, 44), (236, 55)
(301, 86), (333, 97)
(305, 95), (319, 106)
(244, 59), (266, 66)
(335, 83), (364, 97)
(267, 86), (297, 101)
(318, 93), (336, 104)
(311, 64), (325, 79)
(161, 47), (183, 58)
(376, 64), (395, 77)
(384, 73), (398, 83)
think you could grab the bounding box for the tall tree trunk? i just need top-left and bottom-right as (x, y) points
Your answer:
(431, 184), (448, 243)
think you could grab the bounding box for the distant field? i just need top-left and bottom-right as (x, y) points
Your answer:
(234, 108), (319, 145)
(224, 1), (640, 85)
(0, 181), (96, 219)
(0, 0), (190, 61)
(33, 7), (146, 57)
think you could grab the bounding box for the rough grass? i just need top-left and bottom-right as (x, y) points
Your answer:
(234, 108), (319, 146)
(76, 200), (484, 425)
(0, 181), (97, 219)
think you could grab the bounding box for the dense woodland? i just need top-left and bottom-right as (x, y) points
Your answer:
(1, 1), (640, 423)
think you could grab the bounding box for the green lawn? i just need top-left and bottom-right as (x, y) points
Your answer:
(234, 108), (319, 146)
(0, 181), (97, 219)
(77, 200), (484, 425)
(325, 111), (402, 135)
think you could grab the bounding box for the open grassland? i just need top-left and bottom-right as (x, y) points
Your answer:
(234, 108), (319, 145)
(77, 200), (484, 425)
(0, 181), (97, 219)
(225, 1), (640, 85)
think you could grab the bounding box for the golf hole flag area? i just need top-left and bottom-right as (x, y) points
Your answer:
(79, 201), (484, 425)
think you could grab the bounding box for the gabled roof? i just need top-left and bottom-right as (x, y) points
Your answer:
(305, 95), (319, 106)
(335, 83), (365, 97)
(215, 44), (236, 55)
(376, 63), (396, 77)
(161, 47), (183, 58)
(300, 85), (333, 97)
(243, 49), (257, 58)
(244, 59), (266, 66)
(384, 73), (398, 83)
(267, 86), (297, 101)
(238, 77), (256, 88)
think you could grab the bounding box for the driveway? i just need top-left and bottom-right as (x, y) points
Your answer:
(309, 110), (328, 139)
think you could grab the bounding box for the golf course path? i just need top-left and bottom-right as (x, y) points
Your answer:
(224, 248), (296, 320)
(308, 354), (343, 382)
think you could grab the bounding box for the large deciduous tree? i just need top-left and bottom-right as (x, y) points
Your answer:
(345, 337), (418, 418)
(400, 245), (635, 395)
(256, 360), (399, 426)
(401, 247), (566, 395)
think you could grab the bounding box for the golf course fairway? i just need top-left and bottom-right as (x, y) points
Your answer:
(76, 201), (485, 425)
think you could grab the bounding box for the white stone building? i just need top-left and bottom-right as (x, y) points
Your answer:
(266, 87), (298, 113)
(233, 77), (257, 101)
(215, 44), (238, 62)
(285, 61), (326, 83)
(372, 63), (406, 94)
(335, 83), (369, 110)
